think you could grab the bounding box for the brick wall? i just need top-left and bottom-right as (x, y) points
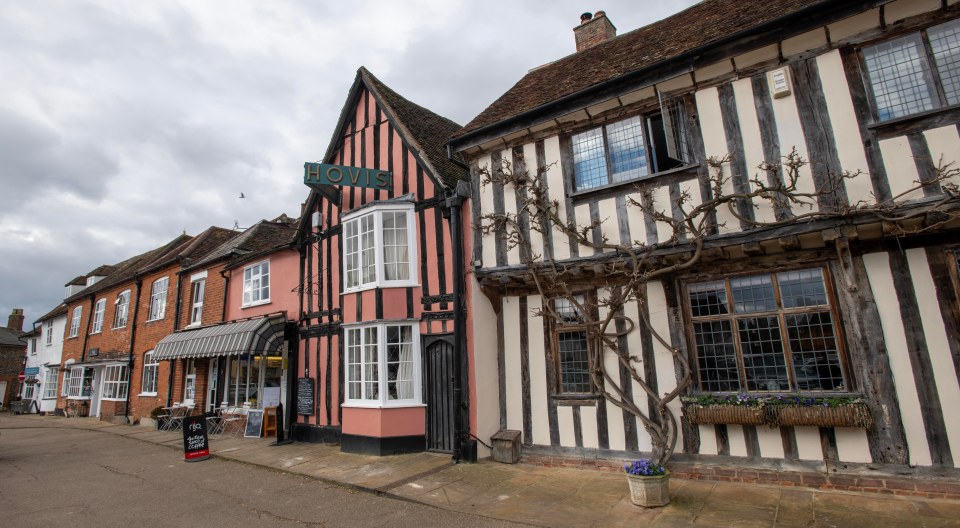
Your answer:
(0, 343), (25, 406)
(128, 266), (179, 421)
(177, 262), (228, 330)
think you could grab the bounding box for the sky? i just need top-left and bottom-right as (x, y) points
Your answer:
(0, 0), (696, 327)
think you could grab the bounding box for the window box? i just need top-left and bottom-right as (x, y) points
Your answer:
(681, 395), (873, 429)
(774, 401), (873, 429)
(683, 402), (766, 426)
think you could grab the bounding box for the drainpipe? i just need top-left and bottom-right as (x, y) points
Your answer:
(446, 180), (472, 462)
(166, 271), (184, 406)
(124, 278), (143, 424)
(219, 267), (231, 322)
(80, 294), (95, 362)
(218, 266), (231, 405)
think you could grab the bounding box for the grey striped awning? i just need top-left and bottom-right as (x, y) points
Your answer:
(153, 316), (285, 361)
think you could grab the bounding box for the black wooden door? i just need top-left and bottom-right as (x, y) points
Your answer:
(424, 338), (455, 453)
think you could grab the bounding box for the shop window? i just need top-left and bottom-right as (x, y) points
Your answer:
(242, 261), (270, 307)
(23, 377), (36, 399)
(43, 367), (59, 399)
(148, 277), (169, 321)
(862, 18), (960, 121)
(141, 351), (158, 395)
(551, 295), (594, 395)
(190, 279), (205, 325)
(114, 290), (130, 329)
(686, 268), (848, 393)
(69, 306), (82, 338)
(102, 365), (129, 400)
(570, 97), (693, 191)
(345, 323), (420, 406)
(67, 367), (91, 399)
(45, 319), (53, 345)
(342, 204), (418, 292)
(91, 298), (105, 334)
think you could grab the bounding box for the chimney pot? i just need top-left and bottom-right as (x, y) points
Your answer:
(574, 9), (617, 52)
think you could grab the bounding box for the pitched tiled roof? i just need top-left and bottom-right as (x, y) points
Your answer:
(141, 226), (238, 274)
(189, 219), (297, 271)
(452, 0), (827, 141)
(360, 68), (468, 188)
(0, 326), (24, 347)
(66, 276), (86, 287)
(36, 303), (68, 324)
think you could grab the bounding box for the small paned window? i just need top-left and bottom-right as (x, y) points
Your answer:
(342, 205), (417, 291)
(345, 323), (420, 406)
(114, 290), (130, 328)
(67, 367), (87, 398)
(69, 306), (82, 338)
(570, 98), (692, 191)
(45, 319), (53, 345)
(687, 268), (847, 393)
(862, 18), (960, 121)
(553, 295), (593, 395)
(242, 261), (270, 307)
(91, 298), (105, 334)
(190, 279), (205, 324)
(101, 365), (129, 400)
(43, 367), (59, 399)
(141, 351), (158, 395)
(148, 278), (169, 321)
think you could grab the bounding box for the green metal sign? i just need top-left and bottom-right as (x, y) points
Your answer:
(304, 162), (392, 191)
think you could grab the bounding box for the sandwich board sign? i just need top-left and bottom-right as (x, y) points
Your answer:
(182, 415), (210, 462)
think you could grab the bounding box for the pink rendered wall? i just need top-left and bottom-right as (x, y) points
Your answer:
(225, 248), (300, 321)
(342, 406), (426, 437)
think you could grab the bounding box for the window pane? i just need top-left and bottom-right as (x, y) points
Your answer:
(730, 274), (776, 314)
(572, 126), (608, 190)
(694, 320), (740, 392)
(929, 19), (960, 105)
(786, 312), (845, 391)
(863, 33), (937, 120)
(382, 212), (410, 281)
(606, 116), (647, 182)
(777, 268), (827, 308)
(688, 281), (728, 317)
(558, 330), (591, 393)
(555, 295), (586, 323)
(738, 316), (789, 391)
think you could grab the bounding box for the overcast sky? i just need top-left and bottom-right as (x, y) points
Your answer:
(0, 0), (696, 327)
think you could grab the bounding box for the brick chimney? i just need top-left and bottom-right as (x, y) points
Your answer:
(7, 308), (24, 332)
(574, 11), (617, 52)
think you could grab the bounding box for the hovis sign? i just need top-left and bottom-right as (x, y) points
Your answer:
(304, 162), (392, 191)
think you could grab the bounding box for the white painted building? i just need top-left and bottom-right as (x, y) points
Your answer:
(22, 304), (68, 413)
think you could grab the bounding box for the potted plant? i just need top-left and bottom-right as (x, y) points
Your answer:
(625, 458), (670, 507)
(149, 406), (168, 430)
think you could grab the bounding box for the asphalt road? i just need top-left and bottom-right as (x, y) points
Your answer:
(0, 425), (523, 528)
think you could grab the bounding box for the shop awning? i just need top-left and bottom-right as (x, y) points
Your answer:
(153, 316), (285, 361)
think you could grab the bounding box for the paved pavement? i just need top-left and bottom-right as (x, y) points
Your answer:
(3, 414), (959, 527)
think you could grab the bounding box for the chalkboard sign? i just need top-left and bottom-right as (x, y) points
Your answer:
(244, 410), (264, 438)
(182, 415), (210, 462)
(297, 377), (315, 416)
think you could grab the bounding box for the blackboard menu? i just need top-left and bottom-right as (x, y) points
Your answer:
(182, 415), (210, 462)
(244, 410), (264, 438)
(297, 377), (315, 416)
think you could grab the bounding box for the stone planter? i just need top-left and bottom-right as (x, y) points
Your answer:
(626, 471), (670, 507)
(773, 403), (873, 428)
(684, 404), (765, 426)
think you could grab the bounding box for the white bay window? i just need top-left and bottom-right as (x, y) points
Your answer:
(101, 365), (129, 400)
(343, 204), (417, 292)
(345, 322), (420, 406)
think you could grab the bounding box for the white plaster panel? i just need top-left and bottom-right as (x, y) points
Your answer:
(794, 426), (824, 461)
(657, 74), (694, 93)
(580, 405), (600, 449)
(828, 9), (880, 43)
(885, 0), (941, 24)
(575, 203), (596, 256)
(678, 179), (703, 225)
(782, 28), (828, 57)
(698, 60), (734, 82)
(816, 50), (874, 205)
(502, 149), (521, 266)
(734, 45), (779, 69)
(698, 425), (719, 455)
(623, 294), (653, 452)
(923, 126), (960, 175)
(651, 185), (673, 243)
(862, 252), (932, 466)
(695, 87), (738, 234)
(476, 153), (497, 267)
(558, 405), (576, 447)
(470, 274), (501, 458)
(625, 192), (647, 246)
(586, 98), (620, 117)
(732, 78), (777, 224)
(757, 427), (785, 459)
(835, 428), (872, 463)
(647, 281), (682, 448)
(543, 136), (570, 260)
(598, 291), (626, 451)
(770, 83), (817, 204)
(596, 197), (619, 248)
(727, 425), (748, 457)
(522, 142), (547, 260)
(906, 249), (960, 463)
(619, 86), (656, 106)
(502, 297), (524, 434)
(879, 136), (924, 201)
(527, 295), (552, 447)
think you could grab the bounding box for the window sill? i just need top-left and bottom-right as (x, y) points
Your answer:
(112, 325), (127, 330)
(341, 402), (426, 409)
(89, 331), (101, 336)
(138, 392), (158, 397)
(145, 317), (166, 323)
(241, 300), (271, 309)
(569, 164), (699, 201)
(67, 396), (91, 401)
(867, 104), (960, 140)
(343, 281), (420, 295)
(101, 397), (127, 402)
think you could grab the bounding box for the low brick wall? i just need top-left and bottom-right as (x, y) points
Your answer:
(520, 454), (960, 500)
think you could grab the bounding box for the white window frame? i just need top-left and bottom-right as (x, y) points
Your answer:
(23, 377), (36, 399)
(242, 260), (270, 307)
(45, 319), (53, 346)
(342, 204), (418, 293)
(29, 338), (36, 355)
(69, 306), (82, 338)
(91, 298), (106, 334)
(148, 277), (169, 321)
(189, 279), (205, 326)
(141, 351), (158, 395)
(43, 367), (59, 399)
(101, 365), (129, 401)
(183, 359), (197, 403)
(67, 367), (88, 399)
(343, 321), (422, 408)
(114, 290), (130, 329)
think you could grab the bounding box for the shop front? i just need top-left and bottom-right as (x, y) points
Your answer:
(62, 358), (131, 419)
